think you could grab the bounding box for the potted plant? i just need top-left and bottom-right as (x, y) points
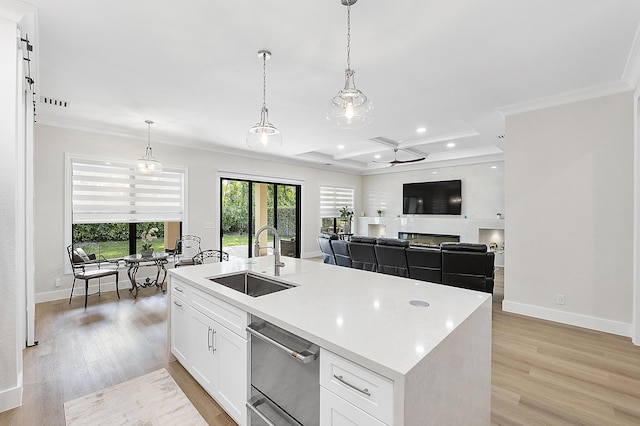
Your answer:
(377, 209), (383, 217)
(339, 206), (354, 234)
(140, 227), (158, 257)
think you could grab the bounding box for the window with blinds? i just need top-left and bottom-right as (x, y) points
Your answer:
(71, 158), (184, 224)
(320, 185), (354, 218)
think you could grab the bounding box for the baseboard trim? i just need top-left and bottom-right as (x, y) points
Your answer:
(35, 281), (131, 304)
(502, 300), (632, 337)
(0, 374), (22, 413)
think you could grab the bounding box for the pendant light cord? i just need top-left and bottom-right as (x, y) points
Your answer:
(262, 52), (267, 109)
(147, 122), (151, 149)
(346, 1), (352, 70)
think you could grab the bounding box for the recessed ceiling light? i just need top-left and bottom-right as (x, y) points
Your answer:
(491, 165), (497, 169)
(337, 144), (345, 149)
(416, 127), (427, 133)
(374, 154), (381, 159)
(432, 171), (437, 174)
(447, 142), (455, 148)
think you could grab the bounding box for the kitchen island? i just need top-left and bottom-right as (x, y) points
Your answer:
(168, 256), (491, 425)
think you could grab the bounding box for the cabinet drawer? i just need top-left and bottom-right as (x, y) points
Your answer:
(170, 278), (191, 301)
(320, 387), (387, 426)
(320, 349), (394, 425)
(191, 286), (248, 338)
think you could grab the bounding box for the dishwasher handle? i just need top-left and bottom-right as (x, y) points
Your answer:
(246, 397), (276, 426)
(246, 322), (319, 364)
(247, 395), (300, 426)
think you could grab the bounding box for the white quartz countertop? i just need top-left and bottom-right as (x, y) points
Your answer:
(168, 256), (491, 382)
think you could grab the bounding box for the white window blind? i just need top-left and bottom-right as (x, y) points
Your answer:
(320, 185), (354, 218)
(72, 158), (184, 224)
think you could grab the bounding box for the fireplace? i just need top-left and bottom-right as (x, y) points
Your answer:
(398, 232), (460, 247)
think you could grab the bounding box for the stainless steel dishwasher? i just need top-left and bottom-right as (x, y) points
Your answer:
(246, 315), (320, 426)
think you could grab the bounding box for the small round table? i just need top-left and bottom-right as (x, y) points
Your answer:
(123, 252), (169, 298)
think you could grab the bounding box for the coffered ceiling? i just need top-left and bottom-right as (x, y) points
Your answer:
(25, 0), (640, 174)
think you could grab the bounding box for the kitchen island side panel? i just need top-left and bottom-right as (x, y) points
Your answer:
(403, 297), (492, 425)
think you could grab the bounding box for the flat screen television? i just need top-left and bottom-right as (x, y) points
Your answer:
(403, 180), (462, 215)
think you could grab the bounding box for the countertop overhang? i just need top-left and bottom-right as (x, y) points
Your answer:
(168, 256), (491, 382)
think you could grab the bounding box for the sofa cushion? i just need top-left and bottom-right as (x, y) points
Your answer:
(440, 242), (487, 253)
(406, 246), (442, 283)
(350, 236), (377, 244)
(331, 240), (352, 267)
(73, 247), (91, 263)
(376, 237), (409, 247)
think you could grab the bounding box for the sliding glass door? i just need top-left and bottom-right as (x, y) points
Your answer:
(221, 178), (300, 259)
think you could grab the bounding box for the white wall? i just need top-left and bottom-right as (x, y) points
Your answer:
(504, 91), (635, 336)
(359, 162), (505, 241)
(0, 9), (22, 412)
(361, 162), (504, 219)
(34, 124), (361, 300)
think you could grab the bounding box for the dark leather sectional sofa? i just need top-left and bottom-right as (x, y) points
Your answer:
(317, 234), (495, 294)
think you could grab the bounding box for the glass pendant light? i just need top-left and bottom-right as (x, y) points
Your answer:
(136, 120), (163, 174)
(247, 50), (282, 148)
(327, 0), (373, 129)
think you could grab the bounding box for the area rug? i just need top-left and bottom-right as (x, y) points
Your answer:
(63, 368), (207, 425)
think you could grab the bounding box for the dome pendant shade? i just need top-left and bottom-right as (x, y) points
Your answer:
(137, 120), (162, 174)
(328, 68), (373, 128)
(247, 50), (282, 149)
(247, 105), (282, 148)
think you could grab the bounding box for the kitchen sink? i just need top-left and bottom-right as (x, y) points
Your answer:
(209, 272), (294, 297)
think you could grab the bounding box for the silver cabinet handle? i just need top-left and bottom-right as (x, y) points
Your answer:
(246, 322), (318, 364)
(211, 329), (217, 354)
(207, 326), (213, 350)
(173, 286), (183, 292)
(173, 300), (182, 308)
(333, 374), (371, 397)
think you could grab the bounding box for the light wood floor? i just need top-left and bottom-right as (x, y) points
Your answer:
(1, 271), (640, 425)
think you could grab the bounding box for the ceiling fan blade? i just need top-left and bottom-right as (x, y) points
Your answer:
(391, 157), (426, 164)
(372, 146), (426, 166)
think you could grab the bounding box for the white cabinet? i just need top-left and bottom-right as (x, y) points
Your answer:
(169, 297), (190, 364)
(212, 319), (247, 422)
(320, 387), (386, 426)
(189, 307), (218, 396)
(170, 282), (190, 364)
(169, 277), (248, 426)
(320, 348), (394, 426)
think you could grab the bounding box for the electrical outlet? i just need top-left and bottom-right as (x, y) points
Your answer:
(54, 278), (60, 288)
(556, 294), (565, 305)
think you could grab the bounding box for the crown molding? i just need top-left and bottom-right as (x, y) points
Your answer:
(623, 21), (640, 91)
(496, 81), (633, 117)
(0, 0), (35, 22)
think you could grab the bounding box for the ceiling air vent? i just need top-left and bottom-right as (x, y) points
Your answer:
(41, 96), (69, 108)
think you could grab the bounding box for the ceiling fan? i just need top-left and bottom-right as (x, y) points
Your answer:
(374, 148), (426, 166)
